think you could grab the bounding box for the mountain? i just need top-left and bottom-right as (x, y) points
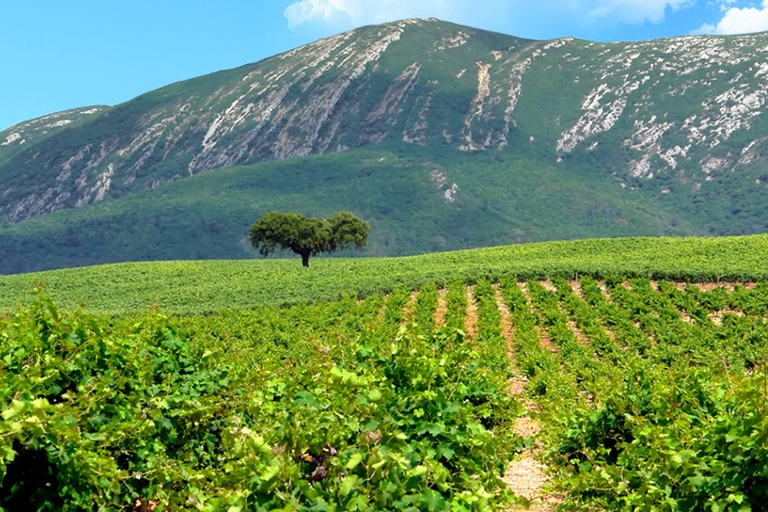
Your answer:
(1, 19), (767, 273)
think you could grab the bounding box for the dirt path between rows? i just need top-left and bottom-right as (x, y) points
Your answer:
(465, 285), (478, 341)
(496, 285), (560, 511)
(400, 290), (419, 328)
(433, 288), (448, 327)
(494, 284), (515, 362)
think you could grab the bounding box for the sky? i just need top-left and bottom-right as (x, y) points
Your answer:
(2, 0), (768, 132)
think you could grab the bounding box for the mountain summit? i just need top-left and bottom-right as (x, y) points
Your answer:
(1, 19), (767, 272)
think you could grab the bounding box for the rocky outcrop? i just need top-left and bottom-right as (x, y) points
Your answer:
(4, 19), (768, 222)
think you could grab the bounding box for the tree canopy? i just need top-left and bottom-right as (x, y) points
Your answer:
(249, 211), (370, 267)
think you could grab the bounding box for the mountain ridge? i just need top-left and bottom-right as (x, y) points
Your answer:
(1, 18), (767, 273)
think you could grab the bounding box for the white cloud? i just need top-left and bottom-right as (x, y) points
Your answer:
(284, 0), (477, 30)
(283, 0), (695, 35)
(691, 22), (718, 34)
(284, 0), (350, 30)
(694, 0), (768, 34)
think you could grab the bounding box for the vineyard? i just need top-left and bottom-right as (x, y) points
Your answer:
(3, 274), (768, 510)
(1, 235), (767, 314)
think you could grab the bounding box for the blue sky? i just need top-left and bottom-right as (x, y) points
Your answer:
(2, 0), (768, 131)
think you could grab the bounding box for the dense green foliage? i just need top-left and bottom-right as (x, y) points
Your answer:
(250, 211), (370, 267)
(3, 261), (768, 508)
(0, 107), (108, 168)
(499, 276), (768, 510)
(1, 235), (766, 315)
(0, 287), (519, 510)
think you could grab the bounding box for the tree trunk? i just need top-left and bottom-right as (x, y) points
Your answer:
(301, 251), (310, 268)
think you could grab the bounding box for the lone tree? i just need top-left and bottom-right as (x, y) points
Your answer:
(249, 211), (371, 267)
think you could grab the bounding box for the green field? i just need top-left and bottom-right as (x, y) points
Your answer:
(1, 235), (767, 314)
(2, 235), (768, 510)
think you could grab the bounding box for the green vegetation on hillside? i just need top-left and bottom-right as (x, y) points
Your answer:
(3, 20), (768, 273)
(1, 235), (766, 314)
(0, 149), (692, 274)
(0, 106), (108, 168)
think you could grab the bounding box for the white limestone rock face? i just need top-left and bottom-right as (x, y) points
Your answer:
(6, 20), (768, 223)
(551, 32), (768, 182)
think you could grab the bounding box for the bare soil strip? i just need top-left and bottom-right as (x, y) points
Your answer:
(504, 461), (561, 511)
(400, 290), (419, 327)
(699, 282), (726, 291)
(501, 283), (560, 511)
(673, 282), (755, 292)
(503, 437), (558, 512)
(697, 282), (755, 292)
(465, 285), (478, 341)
(556, 280), (591, 347)
(652, 281), (758, 326)
(569, 280), (584, 299)
(539, 280), (557, 293)
(433, 288), (448, 328)
(709, 308), (745, 326)
(494, 284), (515, 361)
(567, 318), (591, 347)
(535, 325), (558, 354)
(494, 286), (526, 397)
(597, 280), (612, 302)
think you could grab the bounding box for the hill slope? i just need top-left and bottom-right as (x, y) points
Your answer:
(2, 19), (768, 272)
(0, 149), (695, 273)
(2, 235), (766, 314)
